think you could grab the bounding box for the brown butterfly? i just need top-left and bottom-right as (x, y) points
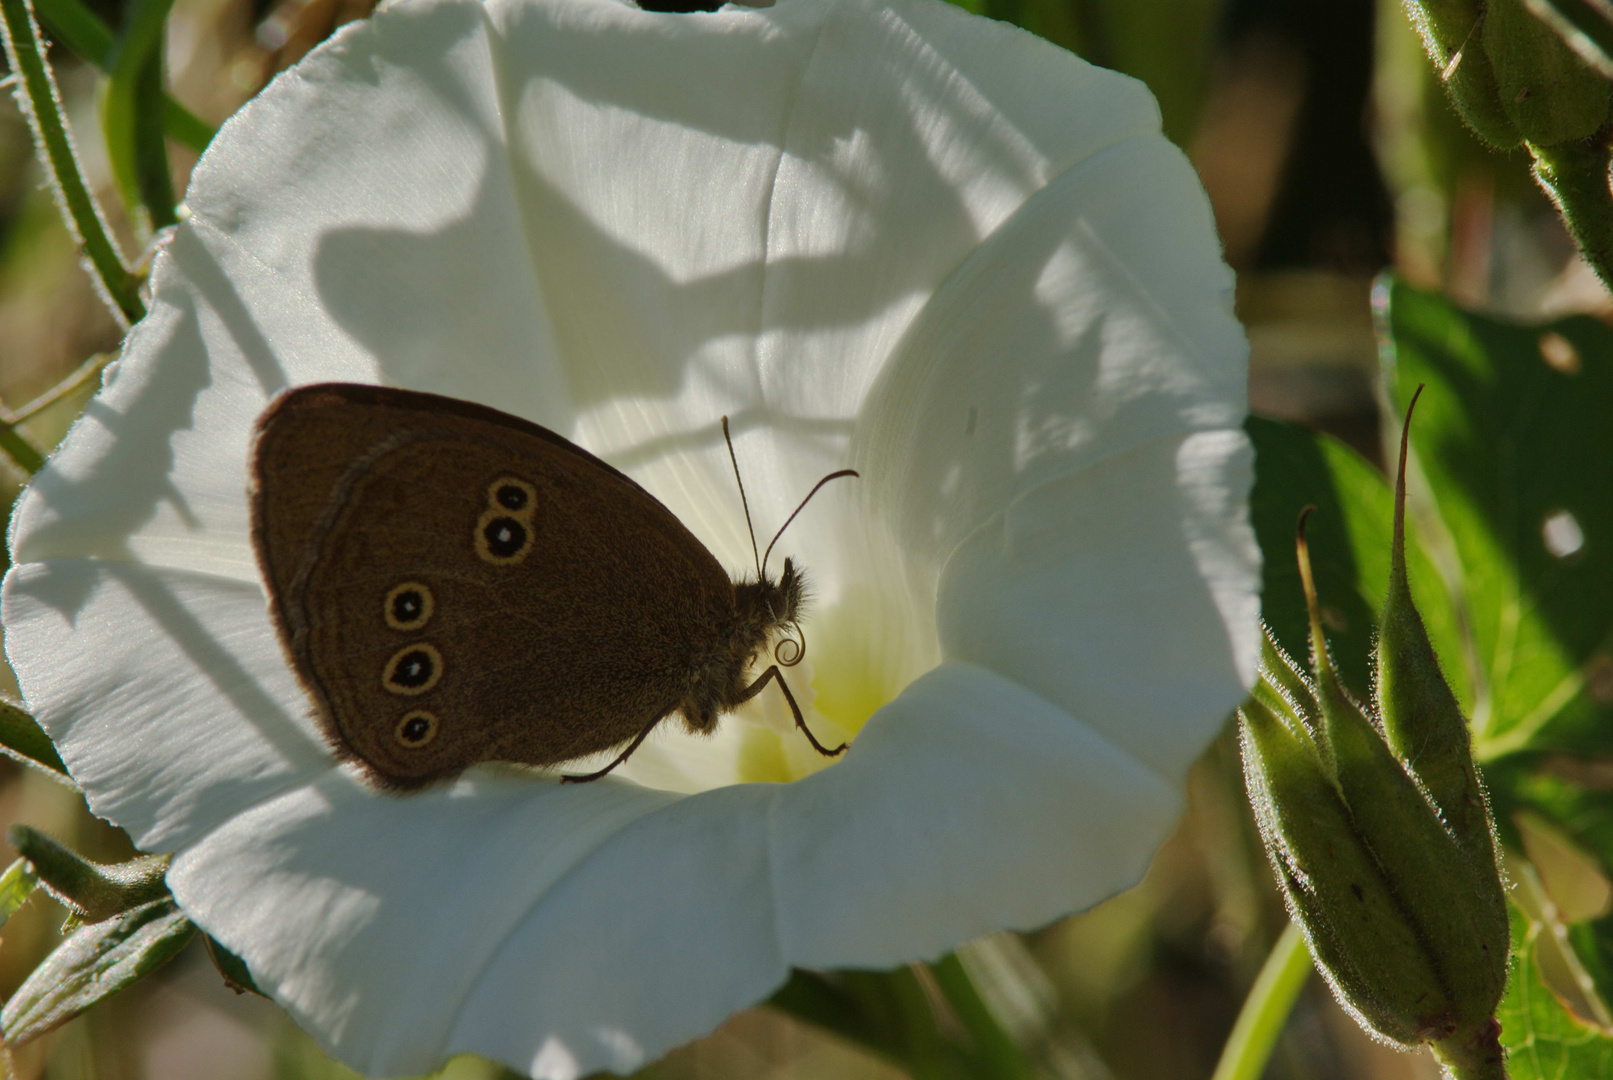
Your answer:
(250, 383), (853, 789)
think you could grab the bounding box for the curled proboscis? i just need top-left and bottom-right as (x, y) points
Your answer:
(775, 622), (806, 667)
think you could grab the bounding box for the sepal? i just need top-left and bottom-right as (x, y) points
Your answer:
(8, 824), (170, 922)
(1484, 0), (1611, 145)
(0, 897), (196, 1046)
(0, 698), (69, 777)
(1375, 389), (1508, 901)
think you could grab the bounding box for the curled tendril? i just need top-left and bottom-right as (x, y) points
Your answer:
(775, 621), (806, 667)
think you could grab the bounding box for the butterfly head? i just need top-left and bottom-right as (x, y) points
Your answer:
(734, 557), (806, 643)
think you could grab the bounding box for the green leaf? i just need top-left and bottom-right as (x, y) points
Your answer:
(1498, 925), (1613, 1077)
(1488, 768), (1613, 1015)
(1379, 278), (1613, 761)
(1499, 873), (1613, 1077)
(1245, 415), (1470, 708)
(0, 698), (69, 776)
(1493, 762), (1613, 866)
(0, 858), (40, 931)
(0, 897), (196, 1045)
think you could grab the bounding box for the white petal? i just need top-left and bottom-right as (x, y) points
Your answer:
(169, 660), (1177, 1079)
(11, 0), (563, 578)
(169, 772), (772, 1080)
(831, 133), (1254, 720)
(753, 0), (1162, 421)
(445, 783), (784, 1079)
(772, 661), (1180, 966)
(9, 271), (264, 580)
(1, 561), (332, 850)
(937, 430), (1258, 785)
(187, 0), (565, 413)
(852, 134), (1246, 586)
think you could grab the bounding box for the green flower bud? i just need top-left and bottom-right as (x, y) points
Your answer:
(1401, 1), (1523, 148)
(1299, 509), (1507, 1019)
(1483, 0), (1611, 145)
(1241, 662), (1458, 1046)
(1239, 394), (1510, 1077)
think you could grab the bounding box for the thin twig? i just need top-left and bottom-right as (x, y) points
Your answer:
(3, 352), (113, 425)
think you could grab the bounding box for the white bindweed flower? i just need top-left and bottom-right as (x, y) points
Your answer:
(2, 0), (1260, 1074)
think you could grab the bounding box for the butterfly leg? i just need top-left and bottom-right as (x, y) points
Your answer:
(736, 665), (848, 758)
(561, 715), (665, 784)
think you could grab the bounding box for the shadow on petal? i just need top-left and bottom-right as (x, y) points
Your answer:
(12, 294), (211, 581)
(177, 228), (293, 399)
(99, 562), (322, 765)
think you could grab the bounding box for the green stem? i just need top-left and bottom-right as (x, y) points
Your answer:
(8, 825), (170, 922)
(33, 0), (214, 151)
(1211, 922), (1314, 1080)
(1431, 1018), (1508, 1080)
(6, 351), (111, 424)
(929, 954), (1036, 1080)
(0, 0), (145, 324)
(1530, 134), (1613, 296)
(0, 420), (46, 474)
(0, 352), (111, 475)
(768, 969), (907, 1063)
(103, 0), (179, 234)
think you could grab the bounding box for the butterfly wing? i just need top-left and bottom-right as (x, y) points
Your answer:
(251, 383), (736, 788)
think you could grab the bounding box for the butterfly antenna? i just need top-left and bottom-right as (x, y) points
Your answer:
(762, 468), (860, 577)
(722, 417), (763, 580)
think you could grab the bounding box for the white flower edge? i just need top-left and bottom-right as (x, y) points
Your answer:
(1, 0), (1260, 1074)
(167, 660), (1186, 1076)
